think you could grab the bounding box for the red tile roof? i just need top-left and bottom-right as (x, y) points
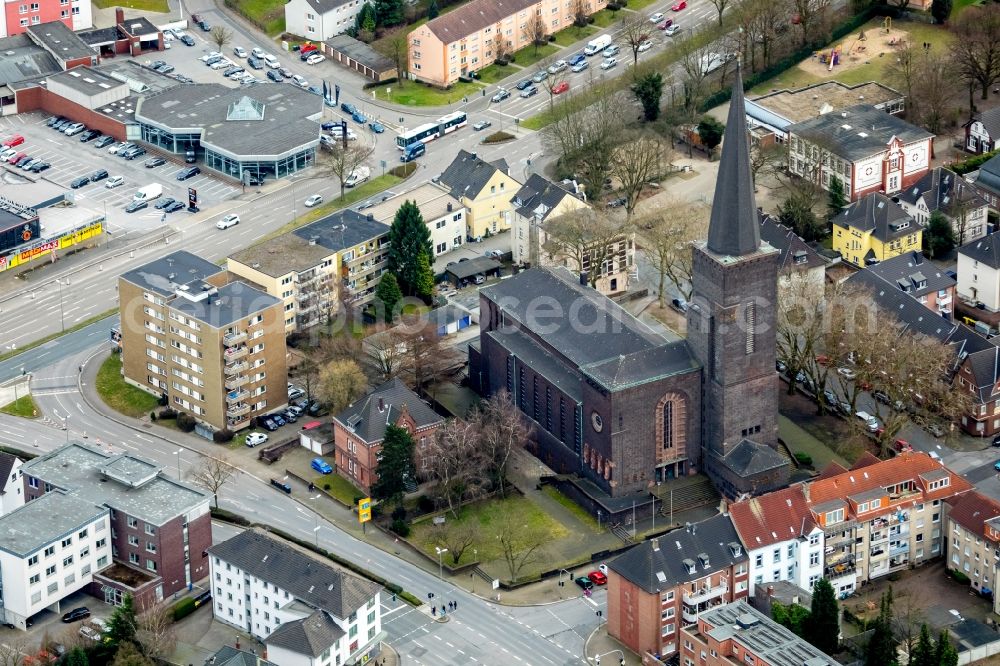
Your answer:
(816, 461), (848, 480)
(806, 451), (972, 508)
(947, 490), (1000, 537)
(850, 452), (881, 470)
(729, 485), (814, 550)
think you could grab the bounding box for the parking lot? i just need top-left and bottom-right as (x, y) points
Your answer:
(0, 113), (240, 230)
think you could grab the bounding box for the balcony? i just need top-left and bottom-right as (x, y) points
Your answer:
(682, 583), (728, 606)
(225, 346), (248, 361)
(824, 562), (857, 580)
(869, 547), (888, 560)
(225, 375), (248, 391)
(350, 259), (388, 278)
(226, 389), (249, 404)
(870, 530), (888, 545)
(682, 608), (699, 624)
(228, 414), (251, 429)
(889, 542), (910, 557)
(226, 403), (250, 418)
(224, 361), (249, 376)
(223, 330), (247, 346)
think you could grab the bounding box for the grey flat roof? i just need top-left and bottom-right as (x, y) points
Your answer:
(120, 250), (223, 297)
(0, 491), (105, 557)
(135, 83), (322, 159)
(77, 26), (121, 46)
(700, 601), (839, 666)
(447, 257), (500, 279)
(21, 442), (211, 526)
(119, 17), (160, 37)
(171, 280), (282, 328)
(48, 67), (127, 96)
(27, 21), (94, 62)
(0, 34), (60, 87)
(366, 183), (462, 226)
(750, 81), (902, 125)
(327, 35), (395, 72)
(789, 103), (933, 160)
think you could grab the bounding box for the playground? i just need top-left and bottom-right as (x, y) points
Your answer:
(751, 18), (952, 93)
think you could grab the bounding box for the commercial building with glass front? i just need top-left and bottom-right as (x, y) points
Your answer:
(134, 83), (323, 182)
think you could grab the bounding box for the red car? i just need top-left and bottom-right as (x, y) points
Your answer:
(551, 81), (569, 95)
(894, 439), (913, 452)
(588, 571), (607, 586)
(657, 18), (673, 29)
(7, 151), (26, 164)
(2, 135), (24, 148)
(671, 0), (686, 9)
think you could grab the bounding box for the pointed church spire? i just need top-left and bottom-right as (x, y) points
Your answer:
(706, 62), (761, 257)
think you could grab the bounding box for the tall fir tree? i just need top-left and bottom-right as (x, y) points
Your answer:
(371, 424), (415, 505)
(864, 588), (898, 666)
(374, 272), (403, 322)
(827, 177), (847, 219)
(414, 249), (435, 302)
(387, 200), (433, 297)
(911, 624), (934, 666)
(106, 593), (138, 647)
(934, 630), (958, 666)
(805, 578), (840, 655)
(428, 0), (439, 19)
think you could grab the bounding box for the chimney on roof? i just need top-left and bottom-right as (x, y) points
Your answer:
(767, 585), (774, 597)
(447, 202), (453, 212)
(115, 7), (124, 24)
(579, 271), (588, 286)
(378, 397), (384, 412)
(367, 213), (374, 221)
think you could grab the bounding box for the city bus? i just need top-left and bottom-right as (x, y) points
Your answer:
(395, 111), (467, 150)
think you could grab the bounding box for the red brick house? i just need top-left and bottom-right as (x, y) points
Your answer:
(331, 378), (444, 493)
(607, 514), (749, 662)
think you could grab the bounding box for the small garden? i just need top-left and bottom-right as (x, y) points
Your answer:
(0, 394), (38, 419)
(96, 353), (160, 419)
(93, 0), (168, 12)
(225, 0), (286, 35)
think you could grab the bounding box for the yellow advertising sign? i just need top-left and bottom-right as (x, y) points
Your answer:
(358, 497), (372, 524)
(0, 220), (103, 274)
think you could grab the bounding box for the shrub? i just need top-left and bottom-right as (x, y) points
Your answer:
(547, 34), (556, 42)
(171, 597), (196, 621)
(950, 568), (971, 585)
(794, 452), (813, 467)
(213, 428), (234, 443)
(951, 149), (999, 175)
(157, 394), (168, 406)
(323, 482), (331, 491)
(496, 58), (510, 66)
(391, 505), (407, 521)
(483, 131), (515, 144)
(159, 408), (177, 419)
(210, 507), (251, 526)
(390, 162), (417, 178)
(150, 411), (157, 422)
(176, 412), (196, 433)
(390, 519), (411, 537)
(417, 495), (435, 513)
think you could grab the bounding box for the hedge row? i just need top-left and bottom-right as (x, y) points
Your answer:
(699, 7), (877, 112)
(171, 597), (197, 622)
(950, 149), (999, 175)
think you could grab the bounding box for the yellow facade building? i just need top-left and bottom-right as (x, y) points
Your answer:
(832, 193), (923, 267)
(437, 150), (521, 242)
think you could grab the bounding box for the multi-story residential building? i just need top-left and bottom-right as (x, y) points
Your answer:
(845, 250), (956, 319)
(957, 234), (1000, 312)
(20, 442), (213, 608)
(953, 342), (1000, 438)
(118, 251), (287, 433)
(973, 153), (1000, 211)
(946, 490), (1000, 604)
(331, 378), (444, 493)
(284, 0), (363, 41)
(787, 104), (933, 202)
(964, 107), (1000, 154)
(365, 183), (466, 258)
(437, 150), (520, 241)
(228, 210), (391, 333)
(511, 174), (635, 295)
(209, 529), (383, 666)
(607, 514), (749, 661)
(0, 451), (25, 516)
(759, 213), (825, 301)
(679, 600), (839, 666)
(0, 2), (92, 39)
(896, 167), (988, 246)
(728, 485), (824, 598)
(831, 193), (922, 267)
(0, 490), (111, 629)
(407, 0), (608, 87)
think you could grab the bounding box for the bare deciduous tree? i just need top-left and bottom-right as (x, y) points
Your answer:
(377, 30), (409, 84)
(620, 12), (651, 66)
(542, 208), (633, 289)
(610, 133), (666, 218)
(0, 635), (30, 666)
(431, 521), (479, 564)
(424, 418), (486, 517)
(495, 507), (547, 582)
(886, 42), (922, 123)
(676, 32), (715, 117)
(210, 26), (233, 51)
(572, 0), (591, 26)
(318, 358), (368, 414)
(635, 201), (709, 304)
(364, 326), (407, 381)
(477, 391), (529, 497)
(951, 5), (1000, 108)
(749, 141), (785, 190)
(320, 138), (376, 201)
(523, 12), (548, 55)
(189, 454), (236, 509)
(914, 51), (960, 134)
(707, 0), (730, 26)
(136, 607), (176, 661)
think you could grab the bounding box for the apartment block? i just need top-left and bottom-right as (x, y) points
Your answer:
(0, 490), (111, 629)
(118, 250), (288, 432)
(407, 0), (608, 87)
(21, 442), (213, 608)
(437, 150), (520, 241)
(228, 210), (391, 333)
(284, 0), (363, 41)
(946, 490), (1000, 608)
(845, 250), (956, 320)
(364, 183), (466, 258)
(209, 529), (384, 666)
(679, 600), (838, 666)
(607, 514), (749, 662)
(896, 167), (988, 246)
(0, 451), (25, 516)
(1, 1), (92, 39)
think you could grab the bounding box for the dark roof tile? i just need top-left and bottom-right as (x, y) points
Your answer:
(332, 378), (443, 444)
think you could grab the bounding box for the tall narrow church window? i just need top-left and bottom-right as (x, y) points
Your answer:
(518, 369), (526, 411)
(745, 302), (756, 354)
(663, 401), (674, 450)
(506, 357), (514, 395)
(546, 388), (552, 432)
(532, 377), (539, 420)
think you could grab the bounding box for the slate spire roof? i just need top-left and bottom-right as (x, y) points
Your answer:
(707, 64), (760, 257)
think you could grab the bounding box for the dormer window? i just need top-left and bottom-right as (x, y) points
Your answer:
(825, 508), (845, 525)
(793, 251), (807, 265)
(929, 478), (950, 491)
(729, 542), (742, 557)
(698, 553), (710, 569)
(682, 558), (696, 575)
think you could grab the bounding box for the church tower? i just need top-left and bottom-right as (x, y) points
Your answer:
(687, 65), (782, 484)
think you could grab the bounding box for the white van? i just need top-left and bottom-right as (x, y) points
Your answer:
(584, 34), (612, 56)
(345, 166), (370, 188)
(133, 183), (163, 202)
(855, 411), (879, 432)
(264, 54), (279, 68)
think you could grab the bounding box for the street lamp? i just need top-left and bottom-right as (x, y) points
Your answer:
(310, 495), (322, 546)
(64, 413), (70, 442)
(435, 547), (448, 580)
(174, 449), (182, 479)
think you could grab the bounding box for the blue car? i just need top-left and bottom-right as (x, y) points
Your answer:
(311, 458), (333, 474)
(352, 111), (366, 123)
(271, 414), (286, 427)
(308, 85), (323, 96)
(369, 121), (385, 133)
(568, 53), (586, 66)
(341, 102), (358, 115)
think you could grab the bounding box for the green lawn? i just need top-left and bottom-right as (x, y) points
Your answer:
(0, 395), (39, 419)
(477, 63), (521, 84)
(626, 0), (661, 10)
(96, 354), (160, 419)
(541, 486), (600, 532)
(512, 42), (561, 68)
(552, 23), (598, 47)
(591, 9), (618, 27)
(315, 473), (363, 506)
(952, 0), (983, 15)
(230, 0), (286, 35)
(409, 496), (568, 567)
(377, 80), (482, 106)
(93, 0), (168, 11)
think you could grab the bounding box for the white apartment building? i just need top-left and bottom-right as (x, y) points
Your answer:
(0, 452), (25, 516)
(284, 0), (363, 41)
(0, 490), (111, 629)
(209, 530), (383, 666)
(366, 183), (466, 258)
(957, 234), (1000, 312)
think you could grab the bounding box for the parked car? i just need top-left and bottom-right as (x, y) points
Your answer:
(306, 53), (325, 65)
(491, 88), (511, 103)
(369, 121), (385, 133)
(180, 35), (195, 46)
(105, 175), (125, 188)
(288, 386), (305, 400)
(165, 200), (185, 212)
(79, 129), (99, 142)
(144, 157), (166, 168)
(671, 297), (688, 312)
(7, 152), (27, 165)
(70, 176), (91, 189)
(650, 12), (665, 22)
(607, 196), (627, 208)
(894, 439), (913, 452)
(125, 200), (148, 213)
(18, 158), (37, 170)
(571, 60), (589, 73)
(672, 0), (686, 9)
(836, 367), (856, 380)
(123, 147), (146, 160)
(154, 197), (176, 210)
(281, 409), (298, 423)
(45, 116), (62, 127)
(574, 577), (594, 590)
(664, 24), (681, 35)
(657, 18), (673, 29)
(266, 69), (282, 82)
(473, 120), (492, 131)
(247, 57), (263, 69)
(28, 161), (49, 173)
(602, 44), (620, 57)
(270, 479), (292, 494)
(926, 422), (946, 437)
(176, 166), (200, 180)
(638, 40), (653, 53)
(520, 85), (538, 98)
(600, 57), (618, 70)
(93, 135), (115, 148)
(515, 79), (533, 90)
(292, 74), (309, 88)
(216, 214), (240, 229)
(2, 135), (24, 147)
(311, 458), (333, 474)
(304, 194), (323, 207)
(155, 63), (175, 74)
(0, 148), (16, 161)
(568, 53), (586, 66)
(233, 46), (248, 58)
(341, 102), (358, 115)
(588, 571), (607, 585)
(260, 417), (278, 431)
(271, 414), (286, 427)
(551, 81), (569, 95)
(547, 60), (568, 74)
(64, 123), (86, 136)
(62, 608), (90, 623)
(531, 70), (549, 83)
(245, 432), (268, 447)
(855, 411), (879, 432)
(90, 169), (108, 182)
